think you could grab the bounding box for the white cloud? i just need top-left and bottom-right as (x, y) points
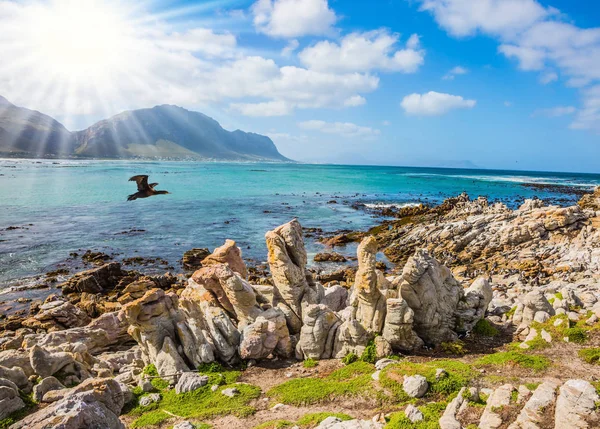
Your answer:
(251, 0), (337, 38)
(400, 91), (476, 116)
(0, 1), (384, 122)
(156, 28), (238, 58)
(570, 85), (600, 133)
(504, 101), (513, 107)
(298, 29), (425, 73)
(343, 95), (366, 107)
(415, 0), (600, 134)
(298, 120), (381, 138)
(417, 0), (549, 38)
(539, 71), (558, 85)
(281, 39), (299, 57)
(230, 100), (293, 116)
(532, 106), (576, 117)
(442, 65), (468, 80)
(382, 120), (391, 126)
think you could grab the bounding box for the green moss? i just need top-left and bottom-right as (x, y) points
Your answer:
(579, 348), (600, 364)
(473, 319), (499, 337)
(440, 340), (467, 355)
(523, 335), (551, 351)
(385, 402), (447, 428)
(303, 358), (317, 369)
(267, 362), (374, 406)
(524, 382), (540, 391)
(361, 339), (377, 364)
(342, 352), (359, 365)
(565, 327), (587, 344)
(296, 412), (352, 426)
(129, 382), (261, 428)
(506, 306), (517, 318)
(253, 420), (294, 429)
(555, 292), (564, 300)
(380, 359), (474, 402)
(510, 390), (519, 403)
(143, 364), (159, 377)
(475, 351), (550, 372)
(151, 377), (170, 391)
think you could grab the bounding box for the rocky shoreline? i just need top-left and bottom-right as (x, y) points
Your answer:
(1, 187), (600, 428)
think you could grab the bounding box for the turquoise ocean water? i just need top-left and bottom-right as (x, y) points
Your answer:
(1, 158), (599, 291)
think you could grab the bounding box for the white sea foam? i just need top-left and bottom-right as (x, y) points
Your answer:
(364, 202), (421, 209)
(402, 173), (598, 188)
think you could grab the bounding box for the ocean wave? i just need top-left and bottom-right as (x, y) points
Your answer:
(402, 173), (598, 188)
(364, 202), (421, 209)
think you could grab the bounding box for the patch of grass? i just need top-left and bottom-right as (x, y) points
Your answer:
(380, 359), (474, 402)
(129, 369), (259, 428)
(555, 292), (564, 300)
(143, 364), (159, 377)
(267, 361), (374, 406)
(506, 306), (517, 318)
(296, 412), (352, 426)
(579, 348), (600, 364)
(361, 339), (378, 364)
(473, 319), (499, 337)
(440, 340), (467, 355)
(385, 402), (447, 429)
(303, 358), (317, 368)
(565, 327), (587, 344)
(523, 334), (551, 351)
(253, 420), (294, 429)
(475, 351), (550, 372)
(342, 352), (359, 365)
(524, 382), (540, 391)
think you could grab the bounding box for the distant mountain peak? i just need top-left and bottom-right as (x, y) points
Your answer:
(0, 96), (290, 161)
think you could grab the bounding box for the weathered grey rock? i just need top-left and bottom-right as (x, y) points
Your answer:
(507, 379), (561, 429)
(322, 285), (349, 312)
(239, 308), (292, 360)
(405, 404), (424, 422)
(139, 393), (161, 406)
(374, 336), (392, 358)
(33, 311), (131, 355)
(332, 316), (371, 359)
(403, 374), (428, 398)
(29, 345), (74, 378)
(296, 304), (340, 360)
(265, 220), (322, 334)
(22, 300), (91, 332)
(201, 239), (248, 279)
(554, 379), (599, 429)
(353, 237), (387, 333)
(375, 358), (396, 371)
(513, 291), (555, 336)
(173, 422), (196, 429)
(399, 250), (463, 345)
(33, 376), (65, 402)
(11, 378), (125, 429)
(382, 298), (423, 352)
(175, 372), (209, 394)
(455, 277), (493, 332)
(221, 387), (239, 398)
(316, 416), (383, 428)
(0, 349), (33, 376)
(60, 262), (125, 295)
(439, 387), (466, 429)
(479, 384), (515, 429)
(0, 365), (29, 391)
(0, 384), (25, 420)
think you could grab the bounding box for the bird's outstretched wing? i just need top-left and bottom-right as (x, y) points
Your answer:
(149, 183), (158, 188)
(129, 175), (149, 192)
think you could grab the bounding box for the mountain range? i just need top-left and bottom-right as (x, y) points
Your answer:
(0, 96), (289, 161)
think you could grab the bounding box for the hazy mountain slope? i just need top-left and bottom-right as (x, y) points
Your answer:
(0, 96), (75, 156)
(0, 97), (290, 161)
(74, 104), (289, 161)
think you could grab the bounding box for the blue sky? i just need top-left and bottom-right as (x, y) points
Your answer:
(1, 0), (599, 172)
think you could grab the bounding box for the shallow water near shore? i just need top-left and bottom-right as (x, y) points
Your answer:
(1, 158), (599, 290)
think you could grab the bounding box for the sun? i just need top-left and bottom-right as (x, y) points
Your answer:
(23, 0), (131, 81)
